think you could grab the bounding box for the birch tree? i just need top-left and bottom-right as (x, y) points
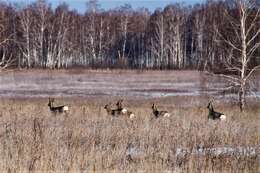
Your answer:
(51, 3), (71, 68)
(0, 3), (13, 71)
(148, 10), (165, 68)
(85, 0), (99, 65)
(36, 0), (52, 68)
(215, 0), (260, 111)
(193, 6), (206, 69)
(19, 6), (34, 68)
(118, 4), (132, 66)
(164, 4), (186, 69)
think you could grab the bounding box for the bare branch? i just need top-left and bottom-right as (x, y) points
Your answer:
(247, 28), (260, 46)
(0, 53), (14, 71)
(245, 65), (260, 81)
(223, 9), (241, 39)
(247, 42), (260, 58)
(216, 29), (242, 52)
(204, 71), (240, 85)
(246, 8), (260, 37)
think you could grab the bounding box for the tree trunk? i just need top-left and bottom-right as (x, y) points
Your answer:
(240, 3), (247, 112)
(239, 84), (246, 112)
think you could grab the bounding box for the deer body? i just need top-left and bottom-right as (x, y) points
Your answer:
(48, 98), (69, 114)
(104, 104), (121, 117)
(116, 100), (136, 119)
(207, 101), (226, 121)
(152, 104), (170, 118)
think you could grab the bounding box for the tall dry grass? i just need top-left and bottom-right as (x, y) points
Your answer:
(0, 98), (259, 172)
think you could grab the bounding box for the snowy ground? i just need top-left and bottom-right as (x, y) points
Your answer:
(0, 70), (259, 99)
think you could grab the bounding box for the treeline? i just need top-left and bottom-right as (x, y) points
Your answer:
(0, 0), (259, 70)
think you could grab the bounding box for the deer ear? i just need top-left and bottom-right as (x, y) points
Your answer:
(117, 99), (123, 104)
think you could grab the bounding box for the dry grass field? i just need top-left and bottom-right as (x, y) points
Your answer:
(0, 98), (259, 173)
(0, 70), (259, 172)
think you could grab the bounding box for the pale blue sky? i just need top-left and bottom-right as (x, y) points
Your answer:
(7, 0), (204, 12)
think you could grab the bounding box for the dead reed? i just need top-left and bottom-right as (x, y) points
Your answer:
(0, 98), (259, 172)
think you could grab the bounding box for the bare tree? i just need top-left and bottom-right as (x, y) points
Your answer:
(52, 3), (71, 69)
(193, 5), (206, 69)
(0, 0), (259, 72)
(0, 51), (13, 71)
(35, 0), (52, 68)
(214, 0), (260, 111)
(85, 0), (99, 65)
(148, 10), (165, 69)
(0, 3), (13, 71)
(118, 4), (132, 67)
(18, 5), (33, 68)
(164, 4), (186, 69)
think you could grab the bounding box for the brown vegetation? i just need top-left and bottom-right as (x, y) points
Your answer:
(0, 98), (259, 172)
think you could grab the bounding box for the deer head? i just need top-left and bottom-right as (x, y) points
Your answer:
(207, 100), (214, 110)
(104, 103), (112, 110)
(116, 99), (123, 109)
(48, 98), (53, 107)
(152, 103), (157, 111)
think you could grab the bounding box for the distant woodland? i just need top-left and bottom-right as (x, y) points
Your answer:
(0, 0), (259, 70)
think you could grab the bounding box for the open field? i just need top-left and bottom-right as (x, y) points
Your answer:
(0, 69), (259, 99)
(0, 70), (259, 172)
(0, 98), (259, 172)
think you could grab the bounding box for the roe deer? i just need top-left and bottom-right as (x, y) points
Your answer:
(48, 98), (69, 114)
(116, 99), (135, 119)
(152, 103), (170, 118)
(104, 104), (121, 117)
(207, 100), (226, 121)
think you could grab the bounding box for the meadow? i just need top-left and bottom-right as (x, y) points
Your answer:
(0, 70), (259, 172)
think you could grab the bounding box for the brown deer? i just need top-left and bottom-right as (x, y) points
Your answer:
(207, 100), (226, 121)
(151, 103), (170, 118)
(116, 99), (135, 119)
(104, 103), (122, 117)
(116, 99), (124, 111)
(48, 98), (69, 114)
